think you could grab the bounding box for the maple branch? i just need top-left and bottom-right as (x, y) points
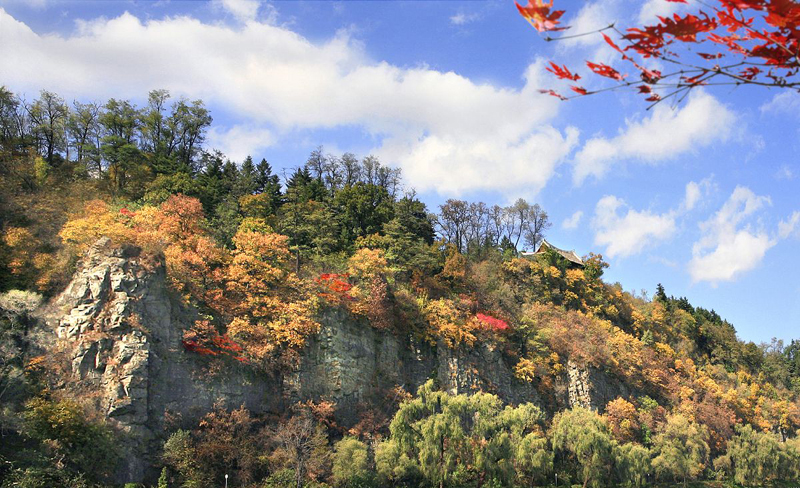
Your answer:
(544, 24), (615, 42)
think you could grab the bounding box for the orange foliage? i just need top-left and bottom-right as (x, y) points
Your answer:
(58, 200), (132, 252)
(605, 397), (640, 443)
(212, 229), (320, 367)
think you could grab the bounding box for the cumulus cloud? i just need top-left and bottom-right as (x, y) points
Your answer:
(591, 177), (712, 258)
(562, 210), (584, 230)
(214, 0), (260, 22)
(760, 91), (800, 116)
(689, 186), (775, 284)
(206, 125), (274, 164)
(0, 9), (574, 197)
(573, 91), (735, 184)
(637, 0), (684, 24)
(592, 195), (677, 258)
(560, 0), (618, 49)
(556, 0), (621, 65)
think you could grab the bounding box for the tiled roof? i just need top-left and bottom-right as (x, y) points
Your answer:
(529, 239), (585, 266)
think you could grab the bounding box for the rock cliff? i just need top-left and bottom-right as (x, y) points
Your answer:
(46, 239), (630, 483)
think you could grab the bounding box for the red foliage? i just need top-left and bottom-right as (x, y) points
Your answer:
(475, 313), (511, 332)
(586, 61), (626, 81)
(547, 61), (581, 80)
(519, 0), (800, 103)
(515, 0), (568, 32)
(538, 89), (568, 100)
(182, 320), (248, 364)
(315, 273), (354, 303)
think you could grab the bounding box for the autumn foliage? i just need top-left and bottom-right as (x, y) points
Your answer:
(518, 0), (800, 104)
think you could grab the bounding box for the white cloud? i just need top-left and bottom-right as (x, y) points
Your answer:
(573, 91), (735, 184)
(681, 177), (714, 211)
(637, 0), (683, 24)
(564, 0), (617, 45)
(557, 0), (619, 65)
(689, 186), (775, 284)
(450, 12), (481, 26)
(760, 91), (800, 116)
(214, 0), (260, 22)
(562, 210), (584, 230)
(683, 182), (702, 212)
(206, 125), (274, 164)
(0, 9), (574, 197)
(592, 195), (677, 258)
(779, 211), (800, 239)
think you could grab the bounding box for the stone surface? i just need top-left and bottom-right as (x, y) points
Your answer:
(46, 238), (630, 483)
(566, 358), (633, 411)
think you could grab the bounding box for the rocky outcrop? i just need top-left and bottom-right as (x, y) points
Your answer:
(46, 239), (627, 483)
(566, 358), (633, 411)
(48, 239), (283, 482)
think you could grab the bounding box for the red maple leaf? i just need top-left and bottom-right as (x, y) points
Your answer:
(538, 89), (568, 100)
(515, 0), (569, 32)
(586, 61), (626, 81)
(546, 61), (581, 80)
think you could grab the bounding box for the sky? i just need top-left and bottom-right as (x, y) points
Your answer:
(1, 0), (798, 344)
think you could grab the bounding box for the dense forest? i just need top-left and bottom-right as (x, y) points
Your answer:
(0, 87), (799, 487)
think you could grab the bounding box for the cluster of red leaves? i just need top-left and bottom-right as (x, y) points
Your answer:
(182, 320), (248, 363)
(475, 313), (511, 332)
(119, 207), (136, 218)
(519, 0), (800, 103)
(315, 273), (354, 303)
(515, 0), (568, 33)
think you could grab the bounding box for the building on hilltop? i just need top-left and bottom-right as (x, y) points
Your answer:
(521, 239), (585, 268)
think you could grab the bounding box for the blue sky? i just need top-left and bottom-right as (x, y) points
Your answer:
(1, 0), (798, 344)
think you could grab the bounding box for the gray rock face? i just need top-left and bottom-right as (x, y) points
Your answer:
(49, 239), (283, 482)
(47, 239), (628, 483)
(566, 358), (633, 412)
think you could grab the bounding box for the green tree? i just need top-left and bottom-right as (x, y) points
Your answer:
(22, 397), (117, 481)
(162, 430), (211, 488)
(332, 437), (370, 487)
(255, 158), (283, 205)
(551, 407), (614, 488)
(158, 467), (170, 488)
(67, 101), (100, 174)
(27, 90), (68, 165)
(727, 424), (782, 485)
(613, 443), (651, 487)
(385, 380), (546, 488)
(333, 183), (394, 246)
(651, 414), (709, 485)
(168, 99), (212, 169)
(277, 195), (339, 273)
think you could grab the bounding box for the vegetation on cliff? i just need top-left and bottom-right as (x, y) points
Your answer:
(0, 87), (799, 487)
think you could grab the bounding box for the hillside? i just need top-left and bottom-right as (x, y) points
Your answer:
(0, 88), (799, 487)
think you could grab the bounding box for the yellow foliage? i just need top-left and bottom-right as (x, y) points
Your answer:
(3, 227), (38, 276)
(59, 200), (131, 252)
(654, 342), (676, 360)
(423, 298), (476, 348)
(440, 245), (466, 282)
(514, 358), (537, 383)
(347, 248), (390, 282)
(564, 268), (586, 287)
